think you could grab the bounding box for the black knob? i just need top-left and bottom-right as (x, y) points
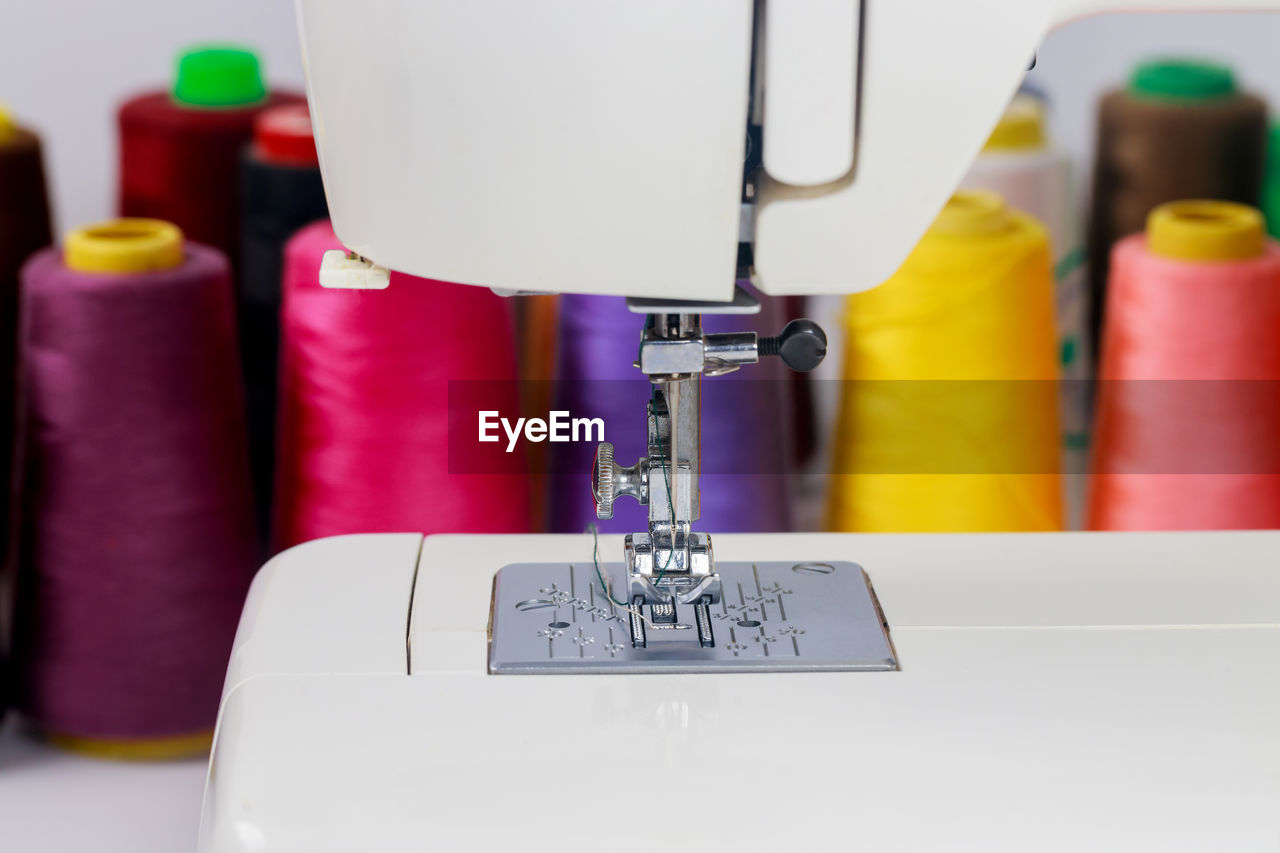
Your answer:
(759, 319), (827, 373)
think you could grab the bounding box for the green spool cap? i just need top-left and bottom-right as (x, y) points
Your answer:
(1263, 123), (1280, 239)
(1129, 59), (1236, 101)
(173, 46), (266, 107)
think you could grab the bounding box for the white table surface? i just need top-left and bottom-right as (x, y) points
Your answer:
(0, 712), (207, 852)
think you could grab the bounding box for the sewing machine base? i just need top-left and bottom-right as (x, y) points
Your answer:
(488, 560), (896, 674)
(200, 532), (1280, 852)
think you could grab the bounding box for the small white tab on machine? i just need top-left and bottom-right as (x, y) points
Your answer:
(318, 249), (391, 290)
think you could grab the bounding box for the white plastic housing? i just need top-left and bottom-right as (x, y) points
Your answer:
(200, 531), (1280, 851)
(295, 0), (754, 301)
(296, 0), (1280, 300)
(760, 0), (861, 188)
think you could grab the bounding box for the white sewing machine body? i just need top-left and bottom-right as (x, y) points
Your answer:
(199, 531), (1280, 851)
(198, 3), (1280, 849)
(296, 0), (1280, 301)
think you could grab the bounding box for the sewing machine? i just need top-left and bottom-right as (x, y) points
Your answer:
(199, 1), (1280, 850)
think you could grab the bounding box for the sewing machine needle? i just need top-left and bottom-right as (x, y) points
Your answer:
(668, 378), (679, 569)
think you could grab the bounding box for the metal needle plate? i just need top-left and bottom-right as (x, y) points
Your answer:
(488, 561), (897, 674)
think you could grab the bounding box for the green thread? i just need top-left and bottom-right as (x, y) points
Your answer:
(648, 384), (678, 583)
(1060, 337), (1077, 369)
(1052, 249), (1087, 370)
(588, 523), (629, 607)
(1053, 246), (1087, 283)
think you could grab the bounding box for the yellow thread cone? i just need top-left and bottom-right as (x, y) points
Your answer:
(982, 93), (1047, 153)
(44, 729), (213, 761)
(828, 190), (1063, 532)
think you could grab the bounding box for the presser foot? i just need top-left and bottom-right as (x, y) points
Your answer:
(625, 532), (719, 605)
(628, 594), (715, 649)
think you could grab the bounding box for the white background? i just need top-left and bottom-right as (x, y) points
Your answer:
(0, 0), (305, 235)
(3, 6), (1280, 236)
(1031, 11), (1280, 187)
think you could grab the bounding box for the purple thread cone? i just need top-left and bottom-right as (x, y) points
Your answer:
(546, 289), (793, 534)
(13, 242), (257, 741)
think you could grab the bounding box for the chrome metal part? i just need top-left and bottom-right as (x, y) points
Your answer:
(628, 595), (647, 649)
(592, 442), (647, 521)
(694, 596), (714, 648)
(638, 336), (704, 374)
(637, 330), (761, 377)
(625, 532), (716, 602)
(597, 285), (827, 653)
(702, 331), (759, 375)
(489, 561), (898, 674)
(625, 286), (761, 316)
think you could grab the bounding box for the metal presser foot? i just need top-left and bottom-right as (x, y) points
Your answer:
(590, 286), (828, 650)
(487, 291), (897, 675)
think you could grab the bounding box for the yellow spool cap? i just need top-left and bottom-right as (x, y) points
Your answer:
(65, 219), (184, 274)
(982, 94), (1047, 152)
(1147, 200), (1265, 262)
(45, 729), (213, 762)
(932, 190), (1015, 238)
(0, 102), (15, 141)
